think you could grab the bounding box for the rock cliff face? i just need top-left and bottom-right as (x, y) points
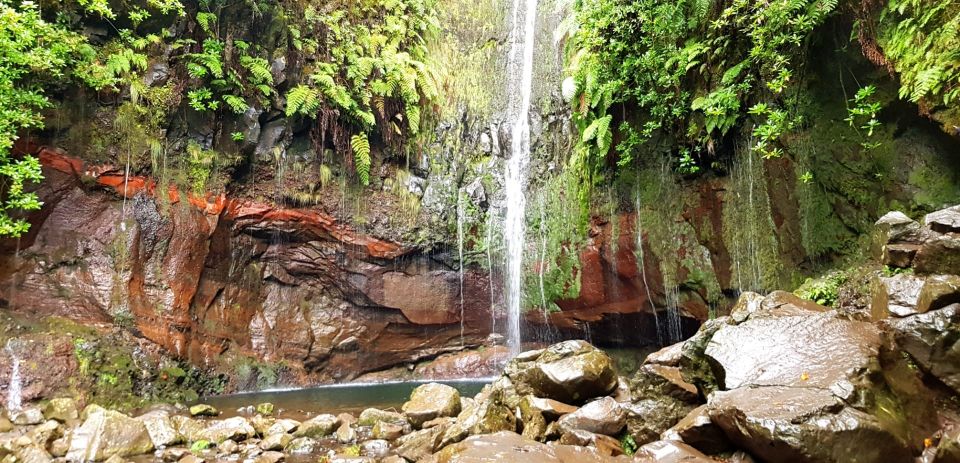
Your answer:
(0, 148), (499, 382)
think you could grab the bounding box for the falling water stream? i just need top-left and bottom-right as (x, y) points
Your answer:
(504, 0), (539, 356)
(457, 190), (466, 347)
(635, 193), (663, 346)
(5, 340), (21, 412)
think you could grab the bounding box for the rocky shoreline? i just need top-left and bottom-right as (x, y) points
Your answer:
(1, 207), (959, 462)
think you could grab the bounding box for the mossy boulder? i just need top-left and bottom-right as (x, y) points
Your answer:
(66, 405), (154, 461)
(358, 408), (408, 427)
(295, 414), (339, 438)
(42, 398), (78, 423)
(402, 383), (461, 428)
(504, 340), (617, 404)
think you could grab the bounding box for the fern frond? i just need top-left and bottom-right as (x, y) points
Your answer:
(351, 133), (371, 186)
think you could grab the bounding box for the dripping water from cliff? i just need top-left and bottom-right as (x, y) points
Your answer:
(5, 340), (21, 412)
(503, 0), (539, 356)
(634, 193), (662, 346)
(457, 189), (466, 347)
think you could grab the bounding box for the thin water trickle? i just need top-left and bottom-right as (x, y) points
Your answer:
(634, 193), (662, 346)
(486, 210), (497, 338)
(457, 190), (466, 347)
(503, 0), (539, 356)
(5, 340), (21, 412)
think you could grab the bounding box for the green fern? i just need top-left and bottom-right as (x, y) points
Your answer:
(351, 133), (371, 186)
(286, 85), (321, 117)
(223, 94), (248, 114)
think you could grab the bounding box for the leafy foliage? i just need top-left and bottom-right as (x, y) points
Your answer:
(0, 0), (122, 236)
(560, 0), (838, 189)
(873, 0), (960, 106)
(351, 133), (372, 186)
(283, 0), (440, 182)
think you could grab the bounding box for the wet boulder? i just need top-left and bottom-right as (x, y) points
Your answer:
(698, 294), (935, 463)
(66, 405), (154, 461)
(197, 417), (256, 443)
(357, 408), (408, 427)
(188, 404), (217, 417)
(429, 431), (633, 463)
(402, 383), (461, 428)
(925, 206), (960, 234)
(633, 440), (715, 463)
(295, 414), (339, 437)
(440, 396), (516, 447)
(916, 275), (960, 313)
(396, 424), (447, 461)
(505, 340), (618, 404)
(623, 398), (694, 447)
(914, 234), (960, 275)
(660, 405), (730, 455)
(888, 303), (960, 394)
(871, 273), (924, 319)
(12, 407), (45, 426)
(708, 386), (914, 463)
(259, 432), (291, 451)
(557, 397), (625, 436)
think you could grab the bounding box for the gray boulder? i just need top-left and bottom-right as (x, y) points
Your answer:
(505, 340), (618, 404)
(66, 405), (154, 461)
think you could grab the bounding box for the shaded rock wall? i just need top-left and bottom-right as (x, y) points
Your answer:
(0, 149), (498, 382)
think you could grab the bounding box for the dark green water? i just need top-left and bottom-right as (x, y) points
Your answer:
(201, 380), (490, 417)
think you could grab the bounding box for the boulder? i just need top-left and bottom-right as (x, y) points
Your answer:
(914, 234), (960, 275)
(396, 425), (446, 461)
(429, 431), (632, 463)
(889, 304), (960, 394)
(402, 383), (461, 428)
(557, 397), (625, 436)
(66, 405), (154, 461)
(295, 414), (339, 437)
(218, 439), (238, 454)
(633, 440), (715, 463)
(266, 419), (299, 435)
(916, 275), (960, 313)
(623, 398), (695, 447)
(336, 422), (356, 444)
(15, 445), (53, 463)
(521, 396), (578, 418)
(12, 407), (44, 425)
(696, 292), (935, 463)
(259, 433), (291, 451)
(137, 410), (182, 448)
(883, 244), (921, 268)
(169, 416), (203, 442)
(871, 273), (924, 319)
(505, 341), (618, 404)
(359, 439), (390, 458)
(440, 397), (516, 446)
(630, 364), (699, 404)
(708, 386), (914, 463)
(43, 398), (78, 422)
(255, 403), (274, 416)
(372, 421), (405, 440)
(284, 437), (317, 454)
(197, 417), (256, 443)
(188, 405), (217, 417)
(660, 405), (730, 454)
(557, 429), (623, 456)
(357, 408), (407, 427)
(704, 308), (880, 394)
(924, 206), (960, 234)
(29, 420), (62, 446)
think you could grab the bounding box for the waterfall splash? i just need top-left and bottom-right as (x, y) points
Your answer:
(503, 0), (538, 356)
(5, 340), (21, 412)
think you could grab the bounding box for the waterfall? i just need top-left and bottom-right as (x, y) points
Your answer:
(5, 340), (21, 412)
(634, 194), (662, 346)
(503, 0), (538, 356)
(457, 190), (466, 347)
